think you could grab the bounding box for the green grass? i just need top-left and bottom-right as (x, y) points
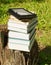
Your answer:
(0, 0), (51, 64)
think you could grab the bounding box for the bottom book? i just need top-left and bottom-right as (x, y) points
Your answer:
(8, 33), (35, 52)
(8, 37), (35, 52)
(8, 43), (30, 52)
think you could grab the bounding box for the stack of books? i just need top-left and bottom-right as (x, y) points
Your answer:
(8, 8), (37, 52)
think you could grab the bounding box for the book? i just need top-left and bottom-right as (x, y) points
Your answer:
(8, 8), (37, 19)
(7, 8), (37, 52)
(8, 37), (30, 46)
(8, 16), (37, 30)
(8, 42), (30, 52)
(9, 15), (29, 25)
(8, 28), (36, 40)
(8, 31), (35, 45)
(8, 31), (35, 52)
(8, 34), (35, 52)
(8, 26), (28, 33)
(8, 22), (37, 33)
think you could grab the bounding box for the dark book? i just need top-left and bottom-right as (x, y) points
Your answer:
(8, 8), (37, 19)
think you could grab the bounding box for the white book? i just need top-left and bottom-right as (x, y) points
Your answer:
(9, 15), (37, 26)
(8, 19), (28, 30)
(8, 28), (35, 40)
(8, 34), (35, 52)
(8, 31), (35, 45)
(8, 22), (37, 33)
(8, 42), (30, 52)
(8, 26), (27, 33)
(8, 38), (30, 46)
(8, 17), (37, 30)
(9, 15), (29, 25)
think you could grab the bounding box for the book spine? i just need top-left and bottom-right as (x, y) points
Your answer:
(28, 23), (37, 33)
(28, 17), (37, 28)
(29, 28), (36, 39)
(29, 34), (35, 50)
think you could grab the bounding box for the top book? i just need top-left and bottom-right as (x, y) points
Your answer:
(8, 8), (37, 19)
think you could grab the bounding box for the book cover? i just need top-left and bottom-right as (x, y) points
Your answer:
(8, 8), (37, 19)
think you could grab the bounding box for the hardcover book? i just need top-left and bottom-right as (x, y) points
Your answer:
(8, 8), (37, 19)
(8, 42), (30, 52)
(8, 28), (36, 40)
(8, 35), (35, 52)
(8, 31), (35, 45)
(8, 34), (35, 52)
(8, 17), (37, 30)
(8, 22), (37, 33)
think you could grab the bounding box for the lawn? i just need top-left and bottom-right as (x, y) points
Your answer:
(0, 0), (51, 65)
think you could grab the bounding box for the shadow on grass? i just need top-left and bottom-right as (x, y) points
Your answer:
(39, 46), (51, 65)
